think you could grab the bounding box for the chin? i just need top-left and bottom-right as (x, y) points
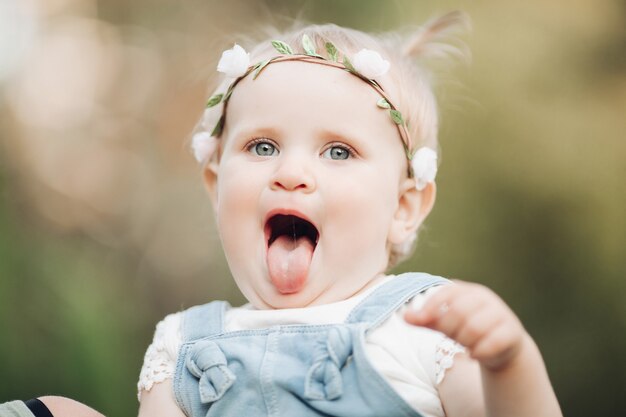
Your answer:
(234, 277), (312, 310)
(257, 281), (326, 310)
(265, 289), (318, 309)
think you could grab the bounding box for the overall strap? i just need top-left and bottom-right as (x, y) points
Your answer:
(345, 272), (449, 331)
(180, 301), (228, 343)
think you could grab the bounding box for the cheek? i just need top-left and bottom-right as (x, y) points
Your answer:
(214, 167), (260, 244)
(216, 158), (262, 208)
(324, 170), (398, 244)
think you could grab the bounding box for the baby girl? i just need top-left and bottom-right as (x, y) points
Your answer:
(134, 13), (562, 417)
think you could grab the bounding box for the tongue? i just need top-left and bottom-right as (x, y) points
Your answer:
(267, 235), (314, 294)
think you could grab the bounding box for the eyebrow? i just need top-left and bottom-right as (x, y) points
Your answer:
(229, 125), (284, 142)
(316, 127), (365, 147)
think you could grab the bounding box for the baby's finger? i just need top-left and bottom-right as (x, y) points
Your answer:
(423, 288), (487, 338)
(405, 282), (478, 329)
(454, 303), (503, 349)
(404, 284), (462, 325)
(470, 322), (523, 370)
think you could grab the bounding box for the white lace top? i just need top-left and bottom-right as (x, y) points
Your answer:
(138, 277), (464, 417)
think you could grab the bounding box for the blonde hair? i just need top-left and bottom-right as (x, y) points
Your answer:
(198, 12), (469, 268)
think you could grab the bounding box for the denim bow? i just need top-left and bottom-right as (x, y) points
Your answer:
(186, 340), (236, 404)
(305, 327), (353, 400)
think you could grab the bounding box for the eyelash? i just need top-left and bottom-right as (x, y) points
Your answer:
(246, 137), (279, 154)
(322, 142), (358, 159)
(244, 138), (358, 158)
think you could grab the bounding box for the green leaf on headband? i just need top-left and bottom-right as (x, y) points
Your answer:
(302, 34), (317, 56)
(211, 115), (225, 137)
(325, 42), (338, 61)
(271, 40), (293, 55)
(342, 55), (356, 73)
(253, 59), (271, 79)
(206, 94), (223, 108)
(376, 98), (391, 109)
(390, 109), (404, 125)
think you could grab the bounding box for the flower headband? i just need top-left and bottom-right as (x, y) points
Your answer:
(192, 36), (438, 190)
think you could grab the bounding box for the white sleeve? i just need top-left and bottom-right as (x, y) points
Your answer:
(408, 286), (466, 385)
(433, 335), (466, 384)
(137, 312), (182, 401)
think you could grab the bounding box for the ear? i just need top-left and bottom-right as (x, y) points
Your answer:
(388, 179), (436, 245)
(202, 160), (220, 208)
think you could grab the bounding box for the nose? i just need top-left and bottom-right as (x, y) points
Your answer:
(270, 153), (316, 193)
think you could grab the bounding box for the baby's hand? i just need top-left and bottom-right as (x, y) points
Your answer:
(404, 280), (527, 371)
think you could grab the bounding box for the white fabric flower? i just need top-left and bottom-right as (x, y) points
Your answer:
(217, 44), (250, 78)
(352, 49), (390, 79)
(411, 147), (438, 190)
(191, 131), (218, 164)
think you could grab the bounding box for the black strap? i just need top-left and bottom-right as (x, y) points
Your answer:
(25, 399), (54, 417)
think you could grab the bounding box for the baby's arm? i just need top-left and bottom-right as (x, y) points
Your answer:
(404, 281), (562, 417)
(37, 397), (104, 417)
(137, 312), (186, 417)
(138, 380), (186, 417)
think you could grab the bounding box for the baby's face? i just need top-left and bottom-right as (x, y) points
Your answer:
(211, 61), (412, 309)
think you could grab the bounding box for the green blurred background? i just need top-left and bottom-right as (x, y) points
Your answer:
(0, 0), (624, 415)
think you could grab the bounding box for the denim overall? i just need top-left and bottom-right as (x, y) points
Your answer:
(173, 272), (448, 417)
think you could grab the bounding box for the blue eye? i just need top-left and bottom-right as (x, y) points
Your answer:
(322, 145), (351, 160)
(249, 140), (278, 156)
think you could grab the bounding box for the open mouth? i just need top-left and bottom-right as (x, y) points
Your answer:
(264, 213), (319, 294)
(266, 214), (319, 248)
